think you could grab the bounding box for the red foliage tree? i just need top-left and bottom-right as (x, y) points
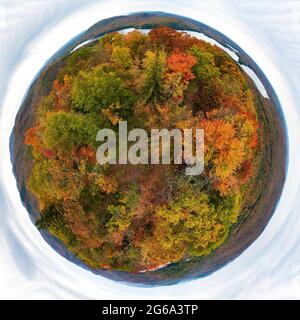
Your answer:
(167, 50), (197, 81)
(149, 26), (202, 52)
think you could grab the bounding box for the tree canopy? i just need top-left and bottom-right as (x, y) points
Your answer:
(24, 27), (260, 272)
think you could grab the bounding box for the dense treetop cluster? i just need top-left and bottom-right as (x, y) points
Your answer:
(25, 27), (260, 272)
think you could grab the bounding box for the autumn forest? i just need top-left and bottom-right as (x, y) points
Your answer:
(24, 27), (261, 272)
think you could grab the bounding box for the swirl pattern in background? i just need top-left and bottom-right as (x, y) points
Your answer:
(0, 0), (300, 299)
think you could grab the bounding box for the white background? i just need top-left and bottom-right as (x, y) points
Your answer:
(1, 0), (300, 299)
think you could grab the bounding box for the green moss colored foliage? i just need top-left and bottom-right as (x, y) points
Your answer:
(41, 111), (100, 152)
(71, 66), (133, 113)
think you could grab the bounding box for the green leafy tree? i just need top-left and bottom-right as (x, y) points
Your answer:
(40, 110), (99, 152)
(111, 45), (132, 70)
(142, 50), (166, 104)
(189, 46), (220, 81)
(71, 66), (132, 113)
